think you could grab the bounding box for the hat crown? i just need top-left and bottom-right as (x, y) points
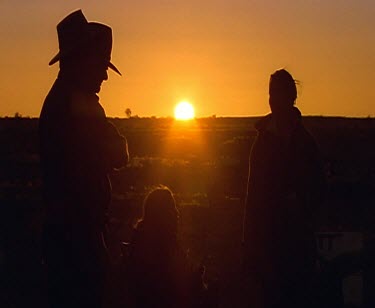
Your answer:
(49, 9), (121, 75)
(87, 23), (113, 61)
(57, 10), (88, 53)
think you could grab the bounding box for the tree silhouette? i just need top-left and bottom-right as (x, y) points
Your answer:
(125, 108), (132, 119)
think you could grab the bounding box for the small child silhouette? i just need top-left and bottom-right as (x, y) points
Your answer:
(125, 186), (208, 308)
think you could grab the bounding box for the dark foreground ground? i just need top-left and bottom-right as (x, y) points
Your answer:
(1, 116), (375, 307)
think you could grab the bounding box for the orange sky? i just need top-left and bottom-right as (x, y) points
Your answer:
(1, 1), (375, 117)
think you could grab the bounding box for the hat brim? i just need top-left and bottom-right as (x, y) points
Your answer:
(48, 53), (60, 66)
(48, 52), (122, 76)
(108, 62), (122, 76)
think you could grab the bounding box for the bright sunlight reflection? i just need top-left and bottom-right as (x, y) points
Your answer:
(174, 101), (195, 120)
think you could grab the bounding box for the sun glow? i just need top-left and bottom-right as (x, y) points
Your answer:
(174, 101), (195, 120)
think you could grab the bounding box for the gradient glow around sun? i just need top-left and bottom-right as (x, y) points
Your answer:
(174, 101), (195, 120)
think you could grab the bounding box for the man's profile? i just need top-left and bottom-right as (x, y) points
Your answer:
(39, 10), (128, 308)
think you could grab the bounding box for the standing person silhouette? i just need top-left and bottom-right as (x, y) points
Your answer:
(39, 10), (128, 308)
(242, 69), (324, 308)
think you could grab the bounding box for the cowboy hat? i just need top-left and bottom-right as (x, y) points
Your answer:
(49, 9), (121, 76)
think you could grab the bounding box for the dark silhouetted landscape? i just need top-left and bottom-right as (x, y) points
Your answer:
(1, 116), (374, 307)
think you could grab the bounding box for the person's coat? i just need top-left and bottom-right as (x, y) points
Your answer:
(243, 108), (324, 306)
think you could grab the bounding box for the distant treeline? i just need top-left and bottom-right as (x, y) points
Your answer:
(1, 116), (374, 230)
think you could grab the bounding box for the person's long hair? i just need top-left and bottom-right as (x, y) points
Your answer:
(136, 186), (179, 247)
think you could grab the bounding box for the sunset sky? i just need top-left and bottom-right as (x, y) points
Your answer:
(1, 1), (374, 118)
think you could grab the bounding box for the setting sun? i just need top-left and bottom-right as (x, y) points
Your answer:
(174, 101), (195, 120)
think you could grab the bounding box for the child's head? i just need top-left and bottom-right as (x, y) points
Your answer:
(138, 186), (179, 241)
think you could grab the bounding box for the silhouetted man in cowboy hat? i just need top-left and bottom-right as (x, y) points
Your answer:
(39, 10), (128, 308)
